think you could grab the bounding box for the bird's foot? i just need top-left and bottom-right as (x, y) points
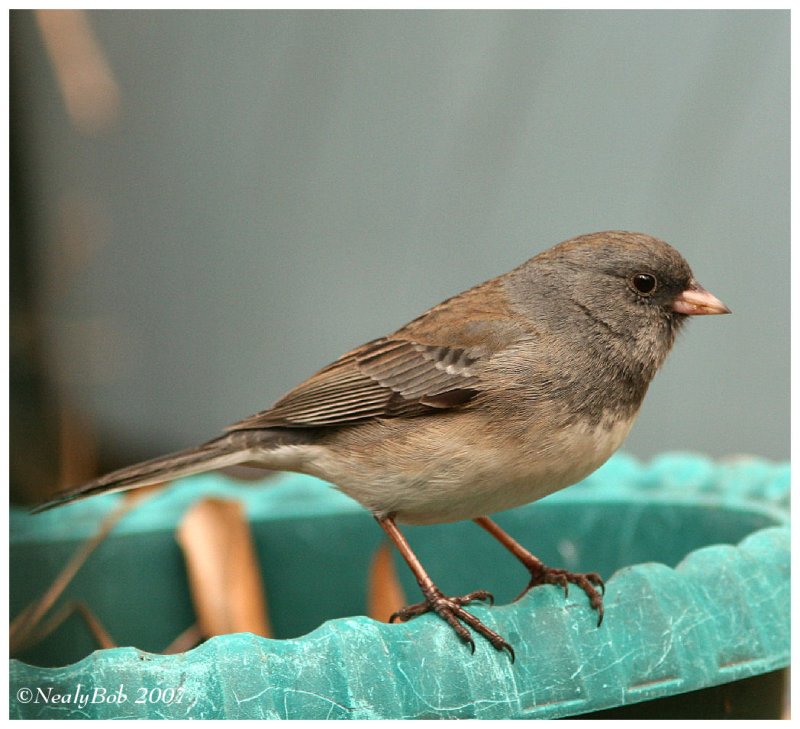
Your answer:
(390, 587), (515, 660)
(516, 563), (605, 626)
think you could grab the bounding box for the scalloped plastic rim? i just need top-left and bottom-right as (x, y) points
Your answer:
(10, 453), (790, 719)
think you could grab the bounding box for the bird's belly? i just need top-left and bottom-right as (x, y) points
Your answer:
(390, 416), (634, 524)
(268, 413), (635, 525)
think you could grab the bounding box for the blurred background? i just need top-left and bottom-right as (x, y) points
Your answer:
(10, 10), (789, 505)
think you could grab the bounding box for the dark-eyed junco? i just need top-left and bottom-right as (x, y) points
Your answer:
(36, 231), (729, 659)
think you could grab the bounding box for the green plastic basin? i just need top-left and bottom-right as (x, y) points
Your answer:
(9, 453), (789, 718)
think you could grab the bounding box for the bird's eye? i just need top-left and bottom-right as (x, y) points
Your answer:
(630, 273), (657, 295)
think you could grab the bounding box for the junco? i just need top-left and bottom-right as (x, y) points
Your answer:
(36, 231), (729, 659)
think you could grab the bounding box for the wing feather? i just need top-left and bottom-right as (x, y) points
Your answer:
(227, 337), (484, 430)
(227, 277), (527, 431)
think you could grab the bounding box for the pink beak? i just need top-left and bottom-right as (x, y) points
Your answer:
(672, 281), (731, 316)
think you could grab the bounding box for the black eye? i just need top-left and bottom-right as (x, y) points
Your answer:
(631, 273), (657, 295)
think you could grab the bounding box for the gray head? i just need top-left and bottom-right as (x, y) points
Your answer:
(505, 231), (729, 383)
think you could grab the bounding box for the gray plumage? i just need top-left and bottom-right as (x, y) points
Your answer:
(36, 231), (727, 520)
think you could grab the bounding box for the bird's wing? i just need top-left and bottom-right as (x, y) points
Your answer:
(227, 336), (487, 429)
(227, 276), (527, 430)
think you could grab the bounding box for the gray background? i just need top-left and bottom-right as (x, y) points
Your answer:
(12, 10), (789, 470)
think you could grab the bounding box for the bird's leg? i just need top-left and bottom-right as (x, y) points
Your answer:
(473, 516), (605, 626)
(377, 516), (514, 660)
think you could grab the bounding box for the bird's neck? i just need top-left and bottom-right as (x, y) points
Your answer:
(568, 310), (681, 420)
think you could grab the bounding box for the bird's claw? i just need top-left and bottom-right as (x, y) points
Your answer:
(516, 565), (605, 627)
(390, 587), (514, 661)
(389, 588), (494, 623)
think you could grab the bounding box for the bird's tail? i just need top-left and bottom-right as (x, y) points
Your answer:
(32, 430), (285, 513)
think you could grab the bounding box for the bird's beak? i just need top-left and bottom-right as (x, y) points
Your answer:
(672, 280), (731, 316)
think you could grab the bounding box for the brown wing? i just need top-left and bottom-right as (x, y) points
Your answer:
(228, 275), (528, 431)
(227, 337), (486, 430)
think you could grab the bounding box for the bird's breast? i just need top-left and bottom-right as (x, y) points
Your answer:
(260, 409), (636, 526)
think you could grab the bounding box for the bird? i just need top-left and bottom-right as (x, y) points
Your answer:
(35, 230), (730, 660)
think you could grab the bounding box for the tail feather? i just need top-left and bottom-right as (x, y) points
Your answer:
(33, 433), (262, 513)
